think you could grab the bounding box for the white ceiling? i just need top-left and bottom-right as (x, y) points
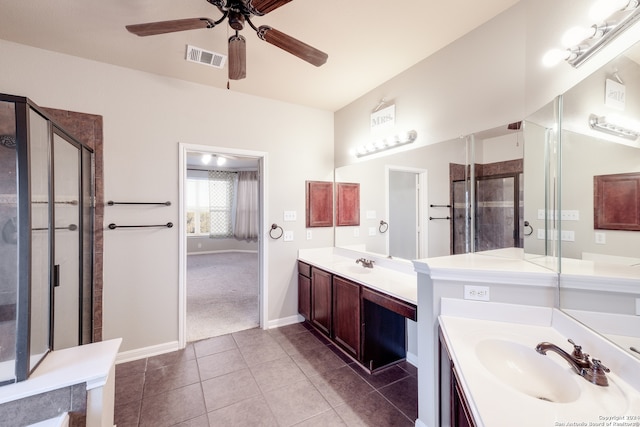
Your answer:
(0, 0), (519, 112)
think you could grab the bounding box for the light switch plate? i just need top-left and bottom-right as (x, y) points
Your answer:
(366, 210), (377, 219)
(353, 228), (360, 237)
(306, 230), (312, 240)
(368, 227), (376, 236)
(283, 230), (293, 241)
(283, 211), (297, 221)
(595, 232), (606, 244)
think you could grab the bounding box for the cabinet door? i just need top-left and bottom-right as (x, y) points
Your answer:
(298, 273), (311, 321)
(332, 276), (360, 359)
(311, 268), (332, 336)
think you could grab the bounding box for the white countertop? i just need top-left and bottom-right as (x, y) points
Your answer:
(298, 247), (417, 304)
(412, 251), (558, 287)
(439, 299), (640, 427)
(0, 338), (122, 404)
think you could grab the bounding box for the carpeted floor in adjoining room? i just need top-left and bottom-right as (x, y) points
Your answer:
(187, 252), (259, 342)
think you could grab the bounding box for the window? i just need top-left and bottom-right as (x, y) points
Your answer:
(186, 170), (236, 237)
(186, 178), (210, 236)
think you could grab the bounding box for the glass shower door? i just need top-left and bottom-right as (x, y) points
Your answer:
(52, 131), (81, 350)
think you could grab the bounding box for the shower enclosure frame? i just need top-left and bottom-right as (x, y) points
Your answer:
(1, 93), (95, 385)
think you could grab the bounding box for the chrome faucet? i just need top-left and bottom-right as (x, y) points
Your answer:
(535, 339), (610, 386)
(355, 258), (375, 268)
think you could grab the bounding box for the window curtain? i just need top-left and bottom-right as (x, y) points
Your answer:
(208, 170), (235, 238)
(234, 170), (259, 242)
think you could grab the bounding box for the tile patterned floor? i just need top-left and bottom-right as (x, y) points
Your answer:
(114, 322), (418, 427)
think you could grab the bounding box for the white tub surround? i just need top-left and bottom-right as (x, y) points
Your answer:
(0, 338), (122, 427)
(439, 299), (640, 427)
(413, 253), (558, 427)
(298, 247), (416, 304)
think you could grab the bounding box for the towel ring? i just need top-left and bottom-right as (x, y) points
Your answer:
(269, 223), (284, 239)
(379, 220), (389, 233)
(524, 220), (533, 236)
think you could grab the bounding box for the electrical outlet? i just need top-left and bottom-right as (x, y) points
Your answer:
(561, 210), (580, 221)
(353, 228), (360, 237)
(537, 228), (545, 240)
(537, 209), (545, 220)
(560, 230), (575, 241)
(306, 230), (312, 240)
(283, 211), (297, 221)
(283, 230), (293, 241)
(464, 285), (490, 301)
(368, 227), (376, 236)
(595, 232), (606, 244)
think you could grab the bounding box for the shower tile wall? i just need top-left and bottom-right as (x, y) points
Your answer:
(475, 177), (515, 251)
(0, 100), (17, 366)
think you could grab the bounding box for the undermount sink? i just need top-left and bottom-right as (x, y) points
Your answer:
(475, 339), (581, 403)
(344, 265), (372, 275)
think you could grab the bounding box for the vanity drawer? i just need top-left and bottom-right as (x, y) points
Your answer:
(361, 287), (417, 321)
(298, 261), (311, 278)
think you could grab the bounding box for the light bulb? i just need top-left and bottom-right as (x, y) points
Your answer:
(561, 26), (597, 47)
(542, 48), (570, 67)
(201, 154), (212, 164)
(216, 156), (227, 166)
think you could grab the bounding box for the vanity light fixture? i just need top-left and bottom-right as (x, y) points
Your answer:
(355, 130), (417, 158)
(542, 0), (640, 68)
(589, 113), (640, 140)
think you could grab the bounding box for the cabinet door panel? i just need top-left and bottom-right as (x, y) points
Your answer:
(332, 276), (360, 358)
(298, 274), (311, 321)
(311, 268), (332, 336)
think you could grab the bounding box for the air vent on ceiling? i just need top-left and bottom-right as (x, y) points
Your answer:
(185, 45), (226, 69)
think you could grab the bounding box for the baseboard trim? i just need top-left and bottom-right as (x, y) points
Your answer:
(406, 351), (418, 368)
(186, 249), (258, 256)
(266, 314), (304, 329)
(115, 341), (180, 364)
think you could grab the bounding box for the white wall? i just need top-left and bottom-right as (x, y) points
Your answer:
(334, 3), (527, 169)
(0, 39), (334, 352)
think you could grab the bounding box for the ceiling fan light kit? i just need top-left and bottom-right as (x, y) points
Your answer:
(126, 0), (327, 80)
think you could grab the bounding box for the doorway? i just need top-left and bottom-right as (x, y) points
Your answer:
(386, 166), (427, 259)
(178, 144), (267, 347)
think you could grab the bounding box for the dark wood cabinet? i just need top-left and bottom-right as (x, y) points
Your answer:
(311, 267), (332, 336)
(298, 261), (311, 321)
(298, 263), (417, 372)
(332, 276), (361, 359)
(440, 328), (476, 427)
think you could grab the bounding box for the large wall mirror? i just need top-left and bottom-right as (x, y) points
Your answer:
(334, 124), (533, 263)
(556, 40), (640, 359)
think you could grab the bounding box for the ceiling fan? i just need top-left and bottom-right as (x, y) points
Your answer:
(125, 0), (328, 80)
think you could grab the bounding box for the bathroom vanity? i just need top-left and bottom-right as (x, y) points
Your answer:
(438, 299), (640, 427)
(297, 248), (417, 372)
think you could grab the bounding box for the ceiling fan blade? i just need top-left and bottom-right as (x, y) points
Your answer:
(126, 18), (216, 37)
(257, 26), (327, 67)
(246, 0), (293, 16)
(228, 34), (247, 80)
